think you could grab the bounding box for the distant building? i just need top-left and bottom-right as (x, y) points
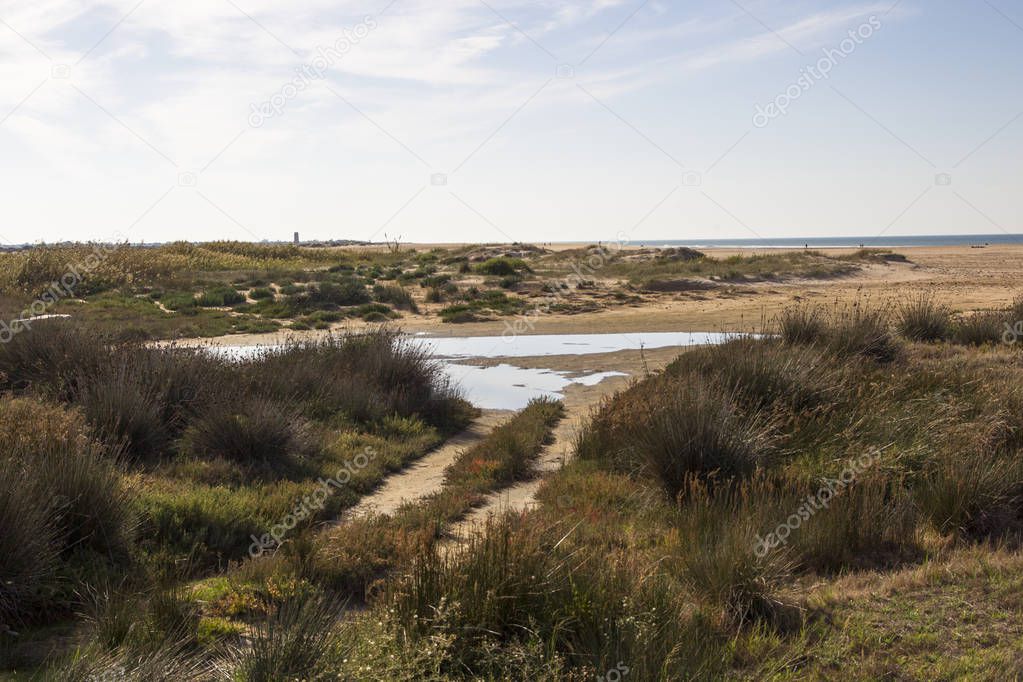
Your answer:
(293, 232), (299, 245)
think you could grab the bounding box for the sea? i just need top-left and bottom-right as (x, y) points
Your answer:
(622, 234), (1023, 249)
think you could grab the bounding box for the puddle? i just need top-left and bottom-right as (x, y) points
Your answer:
(214, 331), (728, 410)
(414, 331), (731, 359)
(442, 364), (628, 410)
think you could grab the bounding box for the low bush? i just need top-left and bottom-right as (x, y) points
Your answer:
(249, 286), (275, 300)
(79, 366), (171, 461)
(445, 397), (563, 490)
(953, 311), (1006, 346)
(896, 293), (952, 342)
(0, 397), (136, 626)
(0, 466), (58, 627)
(231, 593), (344, 682)
(781, 302), (898, 362)
(788, 471), (918, 572)
(372, 284), (418, 312)
(667, 337), (846, 411)
(827, 303), (899, 361)
(439, 304), (483, 323)
(475, 257), (530, 276)
(185, 398), (311, 473)
(671, 478), (796, 628)
(779, 304), (826, 345)
(916, 448), (1023, 538)
(580, 376), (774, 498)
(197, 286), (245, 307)
(388, 513), (721, 679)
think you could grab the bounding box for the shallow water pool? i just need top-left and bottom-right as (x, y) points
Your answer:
(442, 364), (628, 410)
(215, 331), (729, 410)
(413, 331), (731, 359)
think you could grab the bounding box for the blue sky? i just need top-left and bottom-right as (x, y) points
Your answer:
(0, 0), (1021, 244)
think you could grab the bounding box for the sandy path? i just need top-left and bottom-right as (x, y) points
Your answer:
(446, 402), (580, 541)
(344, 409), (510, 518)
(443, 363), (637, 544)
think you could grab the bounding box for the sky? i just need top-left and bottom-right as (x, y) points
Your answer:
(0, 0), (1021, 245)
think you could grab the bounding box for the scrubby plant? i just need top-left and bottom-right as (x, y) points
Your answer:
(78, 366), (171, 461)
(0, 466), (59, 627)
(230, 594), (344, 682)
(916, 448), (1023, 538)
(196, 286), (245, 307)
(668, 337), (846, 411)
(475, 257), (530, 276)
(788, 471), (918, 572)
(780, 301), (898, 362)
(826, 302), (898, 362)
(896, 293), (952, 342)
(640, 386), (773, 492)
(186, 398), (311, 473)
(671, 477), (797, 628)
(953, 311), (1007, 346)
(581, 377), (774, 498)
(0, 397), (136, 626)
(372, 284), (418, 312)
(778, 304), (826, 345)
(249, 286), (275, 300)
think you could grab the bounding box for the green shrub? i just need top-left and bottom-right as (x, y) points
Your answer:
(0, 397), (136, 625)
(354, 303), (397, 321)
(668, 337), (846, 411)
(781, 302), (898, 362)
(29, 439), (137, 560)
(372, 284), (418, 312)
(197, 286), (245, 307)
(249, 286), (275, 300)
(79, 366), (171, 461)
(787, 471), (918, 572)
(826, 303), (898, 361)
(388, 513), (721, 679)
(475, 257), (530, 276)
(310, 278), (369, 307)
(440, 305), (483, 323)
(625, 380), (774, 497)
(157, 291), (198, 311)
(445, 397), (564, 491)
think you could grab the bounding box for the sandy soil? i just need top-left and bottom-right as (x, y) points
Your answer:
(343, 409), (510, 518)
(183, 244), (1023, 348)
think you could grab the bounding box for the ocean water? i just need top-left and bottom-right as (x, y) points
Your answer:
(622, 234), (1023, 249)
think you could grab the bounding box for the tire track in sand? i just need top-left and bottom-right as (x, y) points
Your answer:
(444, 372), (631, 544)
(343, 409), (510, 519)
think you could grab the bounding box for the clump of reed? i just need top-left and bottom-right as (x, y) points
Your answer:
(896, 293), (952, 342)
(0, 397), (135, 627)
(779, 300), (899, 361)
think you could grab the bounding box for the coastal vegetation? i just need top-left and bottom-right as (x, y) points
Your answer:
(4, 286), (1023, 678)
(0, 241), (903, 339)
